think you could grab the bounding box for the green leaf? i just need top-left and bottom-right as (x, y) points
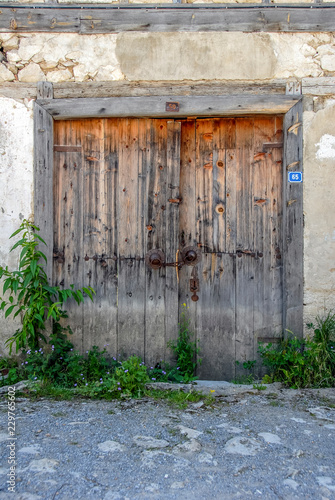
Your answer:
(18, 289), (26, 302)
(13, 307), (24, 318)
(30, 260), (37, 277)
(9, 227), (24, 239)
(19, 245), (29, 261)
(0, 301), (7, 311)
(23, 272), (32, 288)
(12, 280), (19, 294)
(3, 278), (13, 294)
(34, 313), (44, 323)
(9, 296), (14, 304)
(83, 287), (95, 301)
(10, 238), (25, 251)
(5, 305), (15, 318)
(34, 234), (47, 246)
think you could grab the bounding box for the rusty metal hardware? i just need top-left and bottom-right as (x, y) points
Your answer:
(181, 246), (202, 266)
(190, 266), (200, 302)
(145, 245), (201, 270)
(145, 249), (166, 270)
(166, 102), (179, 112)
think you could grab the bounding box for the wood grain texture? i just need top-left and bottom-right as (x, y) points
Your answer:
(0, 81), (288, 100)
(34, 102), (53, 282)
(1, 6), (334, 33)
(165, 121), (181, 359)
(51, 115), (289, 379)
(283, 100), (303, 337)
(53, 120), (84, 348)
(37, 95), (299, 120)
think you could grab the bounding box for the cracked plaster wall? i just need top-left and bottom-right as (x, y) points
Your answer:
(0, 32), (335, 83)
(303, 99), (335, 325)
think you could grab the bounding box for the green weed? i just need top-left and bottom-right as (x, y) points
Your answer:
(258, 312), (335, 388)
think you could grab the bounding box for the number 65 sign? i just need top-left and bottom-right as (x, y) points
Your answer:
(288, 172), (303, 183)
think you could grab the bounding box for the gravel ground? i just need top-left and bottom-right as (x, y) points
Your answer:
(0, 382), (335, 500)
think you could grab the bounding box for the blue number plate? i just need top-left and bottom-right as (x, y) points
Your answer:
(288, 172), (302, 183)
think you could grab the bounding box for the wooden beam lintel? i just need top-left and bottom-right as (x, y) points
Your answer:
(36, 94), (300, 120)
(0, 5), (335, 33)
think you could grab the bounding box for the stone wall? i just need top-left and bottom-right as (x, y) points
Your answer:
(1, 32), (335, 83)
(0, 23), (334, 352)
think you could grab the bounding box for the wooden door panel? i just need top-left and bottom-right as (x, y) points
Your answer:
(53, 120), (84, 345)
(196, 253), (236, 380)
(53, 115), (284, 380)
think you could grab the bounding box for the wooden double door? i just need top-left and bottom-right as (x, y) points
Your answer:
(53, 116), (284, 380)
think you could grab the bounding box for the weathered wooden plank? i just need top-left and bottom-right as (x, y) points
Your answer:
(117, 118), (145, 359)
(80, 6), (335, 33)
(196, 119), (214, 253)
(0, 80), (289, 100)
(117, 258), (146, 360)
(82, 119), (109, 352)
(53, 120), (84, 348)
(1, 5), (334, 33)
(178, 121), (197, 336)
(34, 102), (53, 282)
(197, 253), (235, 380)
(212, 118), (227, 253)
(235, 118), (255, 377)
(283, 99), (303, 337)
(104, 118), (121, 356)
(37, 81), (53, 100)
(0, 8), (80, 33)
(225, 119), (237, 254)
(37, 95), (299, 120)
(252, 117), (283, 377)
(302, 77), (335, 96)
(144, 119), (168, 367)
(118, 118), (140, 258)
(164, 121), (181, 361)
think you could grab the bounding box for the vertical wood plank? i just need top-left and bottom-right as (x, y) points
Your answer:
(144, 119), (168, 367)
(37, 81), (53, 99)
(225, 119), (237, 254)
(235, 118), (255, 377)
(165, 121), (181, 361)
(100, 118), (119, 356)
(117, 118), (145, 359)
(212, 118), (226, 253)
(53, 119), (84, 348)
(197, 253), (236, 380)
(283, 100), (303, 336)
(34, 103), (53, 282)
(82, 119), (107, 352)
(178, 121), (197, 335)
(252, 117), (284, 376)
(196, 119), (214, 253)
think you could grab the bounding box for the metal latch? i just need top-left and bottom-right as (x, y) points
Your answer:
(190, 266), (200, 302)
(145, 246), (201, 270)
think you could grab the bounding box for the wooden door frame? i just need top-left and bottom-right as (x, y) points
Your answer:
(34, 81), (303, 337)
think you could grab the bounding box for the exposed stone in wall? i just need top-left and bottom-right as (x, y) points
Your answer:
(303, 99), (335, 323)
(1, 32), (334, 83)
(0, 34), (124, 83)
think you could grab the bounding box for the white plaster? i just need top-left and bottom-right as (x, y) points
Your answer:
(0, 97), (34, 351)
(316, 134), (335, 159)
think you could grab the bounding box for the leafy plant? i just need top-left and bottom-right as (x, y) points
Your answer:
(258, 312), (335, 388)
(115, 356), (149, 396)
(0, 219), (95, 353)
(167, 305), (201, 382)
